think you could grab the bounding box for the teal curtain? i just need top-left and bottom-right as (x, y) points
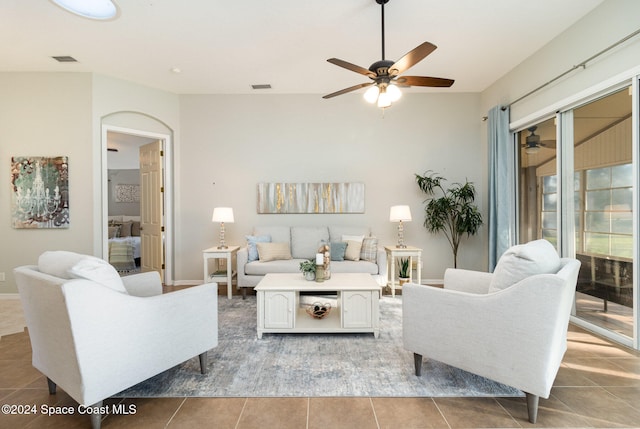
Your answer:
(488, 106), (514, 270)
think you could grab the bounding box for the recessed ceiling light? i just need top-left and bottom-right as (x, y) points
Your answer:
(50, 0), (118, 20)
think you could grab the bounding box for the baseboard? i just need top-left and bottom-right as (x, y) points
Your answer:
(172, 280), (204, 286)
(0, 293), (20, 300)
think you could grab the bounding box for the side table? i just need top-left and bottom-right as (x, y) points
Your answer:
(384, 245), (422, 297)
(203, 246), (239, 299)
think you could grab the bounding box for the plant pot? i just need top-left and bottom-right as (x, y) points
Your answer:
(399, 277), (410, 286)
(303, 271), (316, 281)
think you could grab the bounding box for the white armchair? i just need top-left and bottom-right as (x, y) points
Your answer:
(403, 240), (580, 423)
(14, 251), (218, 429)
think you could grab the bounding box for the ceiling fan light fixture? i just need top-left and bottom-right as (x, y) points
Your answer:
(323, 0), (453, 109)
(525, 146), (540, 155)
(387, 84), (402, 102)
(364, 85), (380, 103)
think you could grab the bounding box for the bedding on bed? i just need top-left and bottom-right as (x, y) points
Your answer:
(108, 239), (136, 272)
(107, 215), (141, 272)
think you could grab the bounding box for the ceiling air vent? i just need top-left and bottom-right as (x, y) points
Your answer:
(251, 84), (271, 90)
(52, 56), (78, 63)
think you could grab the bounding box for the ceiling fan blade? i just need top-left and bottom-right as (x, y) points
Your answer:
(540, 140), (556, 148)
(322, 82), (373, 99)
(388, 42), (437, 76)
(396, 76), (454, 87)
(327, 58), (376, 78)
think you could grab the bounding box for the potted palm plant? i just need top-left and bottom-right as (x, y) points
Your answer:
(415, 171), (483, 268)
(299, 259), (316, 281)
(398, 257), (410, 285)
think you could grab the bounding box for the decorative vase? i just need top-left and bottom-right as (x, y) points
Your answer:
(317, 241), (331, 280)
(304, 271), (315, 281)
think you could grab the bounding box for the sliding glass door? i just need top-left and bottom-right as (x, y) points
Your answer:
(516, 85), (637, 347)
(572, 88), (634, 340)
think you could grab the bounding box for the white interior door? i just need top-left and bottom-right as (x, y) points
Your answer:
(140, 140), (164, 282)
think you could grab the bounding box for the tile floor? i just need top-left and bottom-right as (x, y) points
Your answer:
(1, 299), (640, 428)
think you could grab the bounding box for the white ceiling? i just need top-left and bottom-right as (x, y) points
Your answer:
(1, 0), (603, 95)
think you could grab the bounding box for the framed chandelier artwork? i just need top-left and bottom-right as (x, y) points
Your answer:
(257, 182), (365, 214)
(10, 156), (70, 229)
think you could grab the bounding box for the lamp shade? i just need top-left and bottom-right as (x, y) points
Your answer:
(212, 207), (234, 223)
(389, 205), (412, 222)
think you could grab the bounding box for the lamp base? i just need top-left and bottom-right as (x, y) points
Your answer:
(395, 244), (407, 248)
(217, 245), (228, 249)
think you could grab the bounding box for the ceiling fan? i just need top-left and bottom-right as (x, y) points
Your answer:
(323, 0), (454, 108)
(522, 126), (556, 154)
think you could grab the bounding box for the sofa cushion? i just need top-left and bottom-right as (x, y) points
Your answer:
(253, 226), (290, 244)
(246, 235), (271, 262)
(329, 226), (370, 242)
(332, 260), (379, 275)
(360, 237), (378, 263)
(489, 239), (561, 293)
(257, 242), (293, 262)
(330, 242), (348, 261)
(245, 259), (305, 275)
(344, 240), (362, 261)
(342, 234), (365, 243)
(291, 226), (329, 259)
(68, 256), (128, 294)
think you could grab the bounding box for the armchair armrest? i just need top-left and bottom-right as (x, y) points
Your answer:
(443, 268), (492, 294)
(121, 271), (163, 296)
(237, 247), (249, 287)
(376, 247), (387, 275)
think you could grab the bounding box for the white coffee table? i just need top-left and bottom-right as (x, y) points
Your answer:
(254, 273), (382, 339)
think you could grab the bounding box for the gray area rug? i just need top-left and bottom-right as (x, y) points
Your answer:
(117, 295), (523, 398)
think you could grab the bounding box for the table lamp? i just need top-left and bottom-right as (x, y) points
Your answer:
(389, 205), (412, 248)
(212, 207), (234, 249)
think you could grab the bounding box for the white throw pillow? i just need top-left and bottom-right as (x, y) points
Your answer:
(38, 250), (87, 279)
(68, 256), (128, 294)
(489, 239), (561, 293)
(342, 234), (364, 243)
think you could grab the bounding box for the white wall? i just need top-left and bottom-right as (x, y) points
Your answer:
(0, 73), (93, 294)
(177, 92), (484, 282)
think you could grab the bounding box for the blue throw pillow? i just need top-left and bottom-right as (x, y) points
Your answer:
(330, 241), (348, 261)
(246, 235), (271, 262)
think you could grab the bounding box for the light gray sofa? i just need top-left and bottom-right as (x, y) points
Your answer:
(237, 226), (387, 297)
